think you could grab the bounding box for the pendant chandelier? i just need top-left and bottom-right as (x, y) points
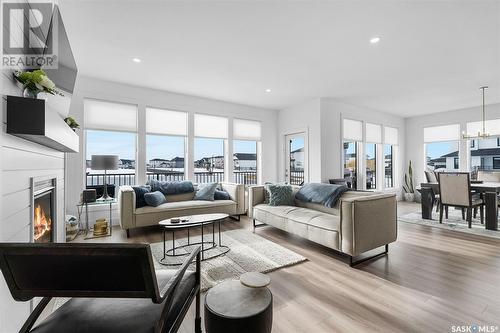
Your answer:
(462, 86), (490, 139)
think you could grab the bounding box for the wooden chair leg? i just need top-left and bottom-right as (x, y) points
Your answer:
(439, 204), (444, 223)
(473, 207), (477, 218)
(480, 205), (484, 224)
(466, 207), (472, 228)
(445, 206), (448, 219)
(461, 208), (465, 220)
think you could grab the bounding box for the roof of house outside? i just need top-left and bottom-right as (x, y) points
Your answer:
(234, 153), (256, 160)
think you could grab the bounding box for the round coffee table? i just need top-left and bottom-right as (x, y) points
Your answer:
(204, 280), (273, 333)
(158, 213), (229, 265)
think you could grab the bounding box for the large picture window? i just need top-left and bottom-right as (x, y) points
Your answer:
(146, 107), (187, 181)
(343, 119), (362, 189)
(469, 137), (500, 171)
(365, 143), (377, 189)
(84, 99), (138, 187)
(424, 124), (460, 172)
(384, 144), (393, 188)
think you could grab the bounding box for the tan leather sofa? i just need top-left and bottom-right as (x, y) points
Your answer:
(119, 182), (245, 236)
(249, 186), (397, 265)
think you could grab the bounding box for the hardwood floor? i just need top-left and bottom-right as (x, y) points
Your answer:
(78, 202), (500, 332)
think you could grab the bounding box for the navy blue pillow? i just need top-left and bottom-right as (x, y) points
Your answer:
(132, 186), (150, 208)
(214, 189), (231, 200)
(144, 191), (166, 207)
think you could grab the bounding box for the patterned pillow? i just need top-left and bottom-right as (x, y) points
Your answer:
(267, 184), (294, 206)
(194, 183), (218, 201)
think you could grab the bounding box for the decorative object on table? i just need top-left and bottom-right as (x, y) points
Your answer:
(13, 69), (63, 98)
(150, 229), (307, 291)
(64, 116), (80, 131)
(0, 243), (202, 333)
(91, 155), (119, 200)
(93, 218), (109, 236)
(204, 279), (273, 333)
(81, 189), (97, 203)
(65, 215), (78, 242)
(240, 272), (271, 288)
(462, 86), (491, 139)
(76, 199), (116, 240)
(403, 160), (415, 202)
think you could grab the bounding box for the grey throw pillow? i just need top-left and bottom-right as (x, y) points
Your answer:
(214, 189), (231, 200)
(144, 191), (166, 207)
(194, 183), (218, 201)
(132, 185), (151, 208)
(267, 184), (294, 206)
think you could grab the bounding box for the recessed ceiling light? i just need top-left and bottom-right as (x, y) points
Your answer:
(265, 89), (272, 93)
(370, 37), (381, 44)
(132, 58), (141, 63)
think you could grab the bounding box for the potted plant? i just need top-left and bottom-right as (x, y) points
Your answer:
(403, 161), (415, 202)
(64, 117), (80, 131)
(13, 69), (63, 98)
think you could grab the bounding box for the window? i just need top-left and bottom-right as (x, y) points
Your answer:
(233, 140), (257, 185)
(384, 126), (398, 189)
(384, 145), (393, 188)
(194, 114), (228, 183)
(365, 123), (381, 190)
(470, 140), (475, 148)
(424, 124), (460, 172)
(86, 130), (137, 186)
(425, 141), (459, 171)
(343, 119), (362, 189)
(84, 99), (138, 187)
(469, 137), (500, 171)
(494, 157), (500, 169)
(146, 108), (187, 182)
(233, 119), (261, 185)
(366, 143), (377, 189)
(343, 142), (357, 189)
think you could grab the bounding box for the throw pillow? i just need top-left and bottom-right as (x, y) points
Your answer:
(267, 183), (294, 206)
(144, 191), (166, 207)
(214, 189), (231, 200)
(194, 183), (218, 201)
(132, 185), (151, 208)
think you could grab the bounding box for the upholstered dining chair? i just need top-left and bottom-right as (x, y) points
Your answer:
(424, 169), (444, 214)
(0, 243), (201, 333)
(438, 172), (484, 228)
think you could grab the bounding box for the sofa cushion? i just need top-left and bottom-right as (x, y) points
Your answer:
(135, 199), (235, 215)
(147, 179), (194, 195)
(194, 183), (218, 201)
(132, 186), (151, 208)
(267, 184), (294, 206)
(166, 192), (195, 202)
(144, 191), (166, 207)
(214, 189), (231, 200)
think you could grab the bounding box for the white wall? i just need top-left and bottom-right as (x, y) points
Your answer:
(405, 103), (500, 185)
(0, 73), (67, 331)
(278, 97), (406, 194)
(66, 75), (279, 220)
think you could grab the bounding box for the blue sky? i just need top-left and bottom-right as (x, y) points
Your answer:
(290, 137), (304, 151)
(426, 141), (458, 159)
(87, 130), (257, 161)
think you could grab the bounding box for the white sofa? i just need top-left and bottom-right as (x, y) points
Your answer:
(119, 182), (246, 236)
(249, 186), (397, 265)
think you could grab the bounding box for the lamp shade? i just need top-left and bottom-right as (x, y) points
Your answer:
(91, 155), (119, 170)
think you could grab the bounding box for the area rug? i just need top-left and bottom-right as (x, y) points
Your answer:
(399, 209), (500, 240)
(150, 229), (307, 291)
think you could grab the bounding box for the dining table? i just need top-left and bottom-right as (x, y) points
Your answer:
(418, 182), (500, 231)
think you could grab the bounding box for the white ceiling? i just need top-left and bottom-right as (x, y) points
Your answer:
(59, 0), (500, 117)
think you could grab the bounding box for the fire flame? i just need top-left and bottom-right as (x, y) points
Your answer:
(34, 204), (52, 241)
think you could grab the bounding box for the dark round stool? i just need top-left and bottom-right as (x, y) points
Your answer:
(204, 280), (273, 333)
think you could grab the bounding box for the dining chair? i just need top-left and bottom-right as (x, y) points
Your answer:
(424, 169), (444, 214)
(438, 172), (484, 228)
(0, 243), (201, 333)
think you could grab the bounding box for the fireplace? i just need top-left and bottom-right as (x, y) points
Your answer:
(31, 177), (57, 243)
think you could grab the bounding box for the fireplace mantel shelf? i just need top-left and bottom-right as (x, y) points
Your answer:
(7, 95), (79, 153)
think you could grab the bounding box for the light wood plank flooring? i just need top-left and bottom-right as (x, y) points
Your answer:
(77, 202), (500, 332)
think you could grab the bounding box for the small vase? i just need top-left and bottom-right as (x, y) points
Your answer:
(23, 87), (39, 99)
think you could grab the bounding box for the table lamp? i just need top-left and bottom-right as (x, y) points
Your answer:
(91, 155), (119, 200)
